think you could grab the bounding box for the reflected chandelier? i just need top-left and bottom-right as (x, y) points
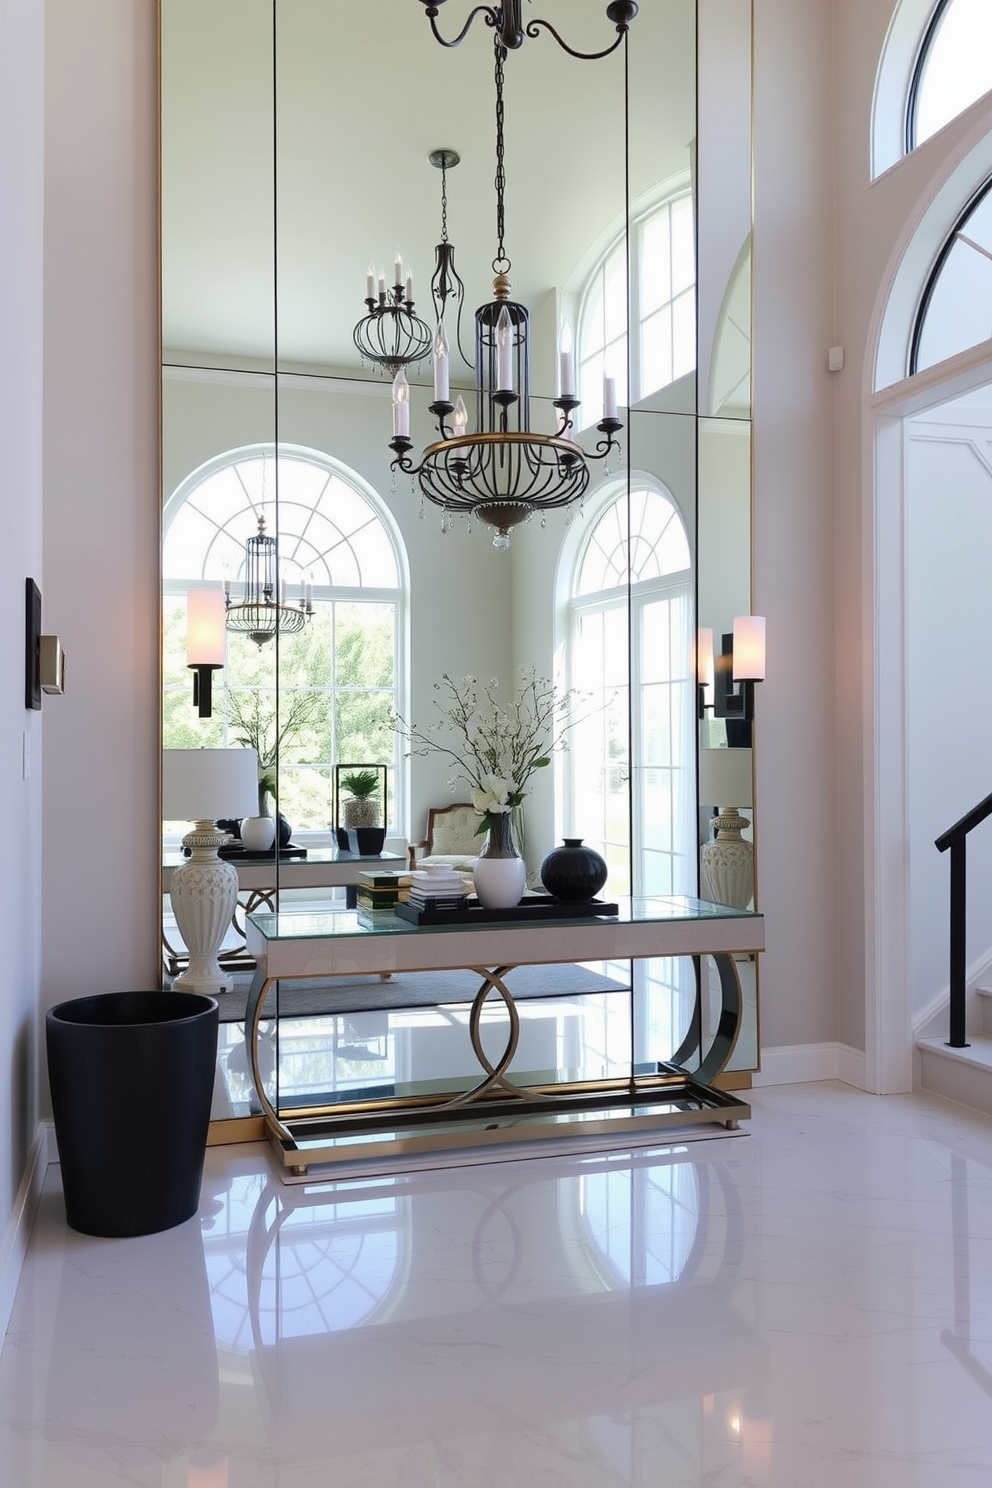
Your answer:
(224, 513), (314, 648)
(388, 37), (624, 550)
(417, 0), (638, 58)
(353, 250), (433, 378)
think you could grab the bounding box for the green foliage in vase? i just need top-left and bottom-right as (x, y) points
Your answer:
(339, 769), (381, 800)
(392, 669), (585, 836)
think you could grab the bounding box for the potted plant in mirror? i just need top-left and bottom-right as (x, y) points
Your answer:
(334, 765), (387, 855)
(226, 690), (322, 852)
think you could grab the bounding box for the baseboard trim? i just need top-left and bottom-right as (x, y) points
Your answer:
(0, 1122), (48, 1343)
(753, 1042), (867, 1090)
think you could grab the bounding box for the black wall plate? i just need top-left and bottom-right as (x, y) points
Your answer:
(25, 578), (41, 710)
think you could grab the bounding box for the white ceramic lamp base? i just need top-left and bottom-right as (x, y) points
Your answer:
(170, 822), (239, 995)
(700, 807), (754, 910)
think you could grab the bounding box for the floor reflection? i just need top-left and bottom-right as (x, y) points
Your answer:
(12, 1085), (992, 1485)
(195, 1145), (764, 1476)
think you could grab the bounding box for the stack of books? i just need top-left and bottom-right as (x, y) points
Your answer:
(355, 869), (412, 915)
(406, 866), (470, 913)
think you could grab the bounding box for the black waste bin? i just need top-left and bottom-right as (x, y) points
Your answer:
(46, 990), (219, 1237)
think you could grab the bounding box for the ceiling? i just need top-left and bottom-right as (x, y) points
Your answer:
(161, 0), (696, 373)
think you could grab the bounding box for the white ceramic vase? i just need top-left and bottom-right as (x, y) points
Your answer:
(472, 814), (526, 909)
(240, 815), (276, 853)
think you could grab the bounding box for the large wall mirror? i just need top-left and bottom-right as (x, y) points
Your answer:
(160, 0), (755, 1130)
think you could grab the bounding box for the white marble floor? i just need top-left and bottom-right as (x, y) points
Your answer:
(3, 1082), (992, 1486)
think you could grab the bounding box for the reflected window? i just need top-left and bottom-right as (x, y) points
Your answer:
(163, 445), (406, 831)
(577, 194), (695, 422)
(909, 176), (992, 374)
(564, 481), (693, 899)
(579, 1161), (700, 1288)
(908, 0), (992, 152)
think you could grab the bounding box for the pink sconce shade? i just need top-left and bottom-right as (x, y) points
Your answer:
(186, 588), (227, 717)
(732, 615), (766, 681)
(186, 588), (226, 665)
(696, 626), (715, 690)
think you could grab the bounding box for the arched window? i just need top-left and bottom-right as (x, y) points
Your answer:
(907, 0), (992, 152)
(577, 194), (695, 424)
(909, 175), (992, 374)
(561, 479), (693, 899)
(163, 445), (407, 833)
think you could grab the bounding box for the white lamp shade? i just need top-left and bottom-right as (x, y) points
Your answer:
(732, 615), (766, 681)
(186, 588), (226, 666)
(699, 746), (753, 808)
(163, 748), (259, 822)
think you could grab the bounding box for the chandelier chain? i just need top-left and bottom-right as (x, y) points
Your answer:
(440, 158), (449, 244)
(492, 39), (510, 274)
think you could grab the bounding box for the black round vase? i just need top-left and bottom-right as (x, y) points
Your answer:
(540, 838), (608, 903)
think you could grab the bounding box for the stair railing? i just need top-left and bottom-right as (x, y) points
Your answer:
(935, 791), (992, 1047)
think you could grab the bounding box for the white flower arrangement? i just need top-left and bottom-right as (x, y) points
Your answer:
(392, 670), (583, 836)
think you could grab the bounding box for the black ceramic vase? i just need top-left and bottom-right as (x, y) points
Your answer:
(540, 838), (608, 902)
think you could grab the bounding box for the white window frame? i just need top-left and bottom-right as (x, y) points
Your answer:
(576, 192), (696, 423)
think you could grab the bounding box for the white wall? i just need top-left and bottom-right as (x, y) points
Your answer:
(906, 410), (992, 1017)
(832, 0), (992, 1067)
(40, 2), (160, 1024)
(0, 0), (45, 1236)
(751, 0), (839, 1051)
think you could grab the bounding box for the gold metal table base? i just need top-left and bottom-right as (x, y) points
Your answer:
(245, 951), (750, 1177)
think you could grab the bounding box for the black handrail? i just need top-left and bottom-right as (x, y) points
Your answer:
(934, 791), (992, 1048)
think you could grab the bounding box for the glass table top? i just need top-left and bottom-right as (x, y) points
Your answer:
(248, 896), (762, 944)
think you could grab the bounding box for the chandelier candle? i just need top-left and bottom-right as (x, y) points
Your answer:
(392, 370), (410, 437)
(434, 322), (450, 402)
(559, 322), (575, 398)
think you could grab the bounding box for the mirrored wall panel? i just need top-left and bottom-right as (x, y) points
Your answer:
(160, 0), (756, 1125)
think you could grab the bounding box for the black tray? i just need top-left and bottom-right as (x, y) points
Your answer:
(214, 844), (308, 860)
(393, 896), (619, 926)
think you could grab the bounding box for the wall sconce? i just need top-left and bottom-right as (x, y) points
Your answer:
(698, 616), (766, 724)
(24, 578), (67, 708)
(186, 588), (226, 719)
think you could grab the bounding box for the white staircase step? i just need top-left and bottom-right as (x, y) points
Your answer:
(917, 1033), (992, 1116)
(977, 985), (992, 1035)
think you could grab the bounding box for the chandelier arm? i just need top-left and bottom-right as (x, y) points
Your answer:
(418, 1), (637, 54)
(589, 420), (623, 459)
(522, 16), (629, 60)
(418, 3), (501, 48)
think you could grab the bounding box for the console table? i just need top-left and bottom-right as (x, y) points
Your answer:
(244, 897), (764, 1176)
(162, 847), (405, 972)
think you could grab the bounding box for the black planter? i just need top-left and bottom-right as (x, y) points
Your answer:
(540, 838), (609, 902)
(336, 825), (387, 855)
(46, 990), (219, 1237)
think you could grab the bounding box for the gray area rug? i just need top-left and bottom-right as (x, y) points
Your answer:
(218, 963), (628, 1023)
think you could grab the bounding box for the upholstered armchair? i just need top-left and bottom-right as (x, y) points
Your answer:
(408, 803), (481, 879)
